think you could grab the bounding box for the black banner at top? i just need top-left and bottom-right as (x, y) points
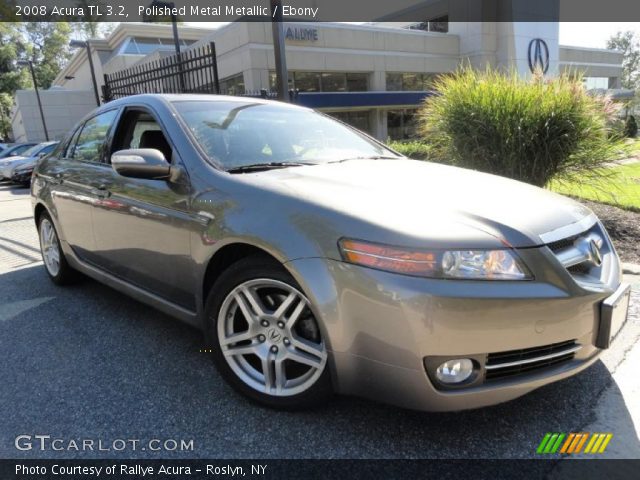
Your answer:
(2, 0), (640, 22)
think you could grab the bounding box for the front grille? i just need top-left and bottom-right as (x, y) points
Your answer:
(547, 235), (580, 253)
(545, 224), (605, 280)
(485, 340), (579, 382)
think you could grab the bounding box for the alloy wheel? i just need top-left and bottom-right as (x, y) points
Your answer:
(39, 218), (60, 277)
(217, 278), (327, 397)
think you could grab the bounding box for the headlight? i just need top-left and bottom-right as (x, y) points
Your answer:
(338, 239), (531, 280)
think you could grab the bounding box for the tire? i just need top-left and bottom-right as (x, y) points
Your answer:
(37, 211), (78, 285)
(204, 255), (332, 409)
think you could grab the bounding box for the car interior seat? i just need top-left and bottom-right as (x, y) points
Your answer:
(139, 130), (172, 163)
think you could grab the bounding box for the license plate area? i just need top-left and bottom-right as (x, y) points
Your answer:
(596, 283), (631, 349)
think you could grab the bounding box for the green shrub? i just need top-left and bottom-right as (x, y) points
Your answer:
(625, 115), (638, 138)
(417, 67), (626, 187)
(386, 139), (434, 160)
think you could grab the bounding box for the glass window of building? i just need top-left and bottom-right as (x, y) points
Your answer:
(328, 111), (372, 135)
(386, 73), (438, 91)
(387, 109), (419, 140)
(583, 77), (610, 89)
(346, 73), (369, 91)
(269, 71), (369, 92)
(321, 73), (347, 92)
(406, 16), (449, 33)
(122, 37), (195, 55)
(295, 72), (321, 92)
(219, 74), (245, 95)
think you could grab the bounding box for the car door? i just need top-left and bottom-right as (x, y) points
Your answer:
(89, 106), (197, 311)
(47, 109), (119, 264)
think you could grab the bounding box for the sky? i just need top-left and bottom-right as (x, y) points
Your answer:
(559, 22), (640, 48)
(187, 22), (640, 49)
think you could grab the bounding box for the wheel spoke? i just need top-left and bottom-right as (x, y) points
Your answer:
(286, 345), (324, 369)
(240, 286), (267, 317)
(273, 292), (298, 319)
(284, 300), (307, 329)
(262, 353), (275, 392)
(220, 330), (254, 346)
(233, 291), (258, 324)
(291, 336), (325, 359)
(222, 342), (259, 358)
(274, 358), (287, 394)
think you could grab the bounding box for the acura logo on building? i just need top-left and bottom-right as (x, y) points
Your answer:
(528, 38), (550, 74)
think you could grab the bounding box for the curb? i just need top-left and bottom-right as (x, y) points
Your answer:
(622, 262), (640, 275)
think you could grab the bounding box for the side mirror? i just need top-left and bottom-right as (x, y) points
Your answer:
(111, 149), (171, 180)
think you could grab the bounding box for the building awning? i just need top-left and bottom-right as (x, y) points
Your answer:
(294, 91), (434, 109)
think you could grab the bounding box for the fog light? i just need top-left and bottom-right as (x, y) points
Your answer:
(435, 359), (474, 384)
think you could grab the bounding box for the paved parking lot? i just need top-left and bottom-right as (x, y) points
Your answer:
(1, 181), (639, 464)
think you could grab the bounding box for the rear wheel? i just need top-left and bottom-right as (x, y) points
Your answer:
(205, 255), (332, 409)
(38, 212), (77, 285)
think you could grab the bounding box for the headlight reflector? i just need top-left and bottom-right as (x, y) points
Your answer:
(339, 239), (531, 280)
(441, 249), (529, 280)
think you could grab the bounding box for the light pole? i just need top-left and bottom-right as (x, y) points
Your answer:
(69, 39), (101, 106)
(17, 60), (49, 141)
(271, 0), (290, 102)
(147, 0), (184, 91)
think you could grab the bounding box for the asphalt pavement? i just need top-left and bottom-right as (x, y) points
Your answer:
(1, 181), (639, 464)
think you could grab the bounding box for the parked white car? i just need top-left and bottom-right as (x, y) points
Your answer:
(0, 142), (58, 180)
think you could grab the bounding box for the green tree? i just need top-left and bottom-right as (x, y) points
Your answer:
(0, 22), (73, 139)
(21, 22), (73, 89)
(606, 31), (640, 91)
(0, 23), (28, 140)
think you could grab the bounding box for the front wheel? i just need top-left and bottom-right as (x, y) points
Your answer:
(205, 256), (332, 409)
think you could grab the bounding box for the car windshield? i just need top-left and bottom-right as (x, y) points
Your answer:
(0, 144), (33, 158)
(20, 144), (46, 157)
(173, 100), (397, 170)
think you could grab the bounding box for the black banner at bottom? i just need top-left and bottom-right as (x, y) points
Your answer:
(2, 459), (640, 480)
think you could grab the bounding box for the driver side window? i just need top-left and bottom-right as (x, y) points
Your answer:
(111, 109), (173, 164)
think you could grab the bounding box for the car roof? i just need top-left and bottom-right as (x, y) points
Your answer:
(98, 93), (308, 113)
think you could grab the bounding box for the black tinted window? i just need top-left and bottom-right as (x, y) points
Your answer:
(72, 110), (118, 162)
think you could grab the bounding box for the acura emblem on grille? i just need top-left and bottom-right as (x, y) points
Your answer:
(589, 239), (603, 266)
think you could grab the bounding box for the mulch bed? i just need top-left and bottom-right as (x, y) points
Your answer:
(579, 200), (640, 264)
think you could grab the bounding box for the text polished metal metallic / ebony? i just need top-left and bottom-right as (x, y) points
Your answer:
(31, 94), (630, 411)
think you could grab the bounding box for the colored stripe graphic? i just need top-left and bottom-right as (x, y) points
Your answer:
(537, 433), (613, 454)
(598, 434), (613, 453)
(560, 433), (575, 453)
(537, 433), (552, 454)
(574, 433), (589, 453)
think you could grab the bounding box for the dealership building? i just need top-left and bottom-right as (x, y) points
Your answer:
(11, 20), (627, 142)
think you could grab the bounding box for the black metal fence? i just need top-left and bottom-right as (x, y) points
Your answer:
(102, 42), (221, 102)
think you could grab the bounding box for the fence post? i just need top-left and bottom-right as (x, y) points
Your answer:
(102, 74), (111, 102)
(210, 42), (220, 94)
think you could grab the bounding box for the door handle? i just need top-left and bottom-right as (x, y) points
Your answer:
(50, 173), (63, 185)
(93, 184), (111, 198)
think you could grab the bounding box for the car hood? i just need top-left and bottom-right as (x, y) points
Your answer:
(240, 159), (593, 248)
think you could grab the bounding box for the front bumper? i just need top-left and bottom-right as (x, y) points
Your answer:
(11, 169), (33, 184)
(286, 245), (621, 411)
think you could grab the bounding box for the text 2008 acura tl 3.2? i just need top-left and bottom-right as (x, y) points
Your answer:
(32, 94), (630, 411)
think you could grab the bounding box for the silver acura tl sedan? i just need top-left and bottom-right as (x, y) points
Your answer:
(31, 94), (630, 411)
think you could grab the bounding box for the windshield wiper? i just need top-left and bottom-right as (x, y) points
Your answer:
(328, 155), (399, 164)
(226, 162), (315, 173)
